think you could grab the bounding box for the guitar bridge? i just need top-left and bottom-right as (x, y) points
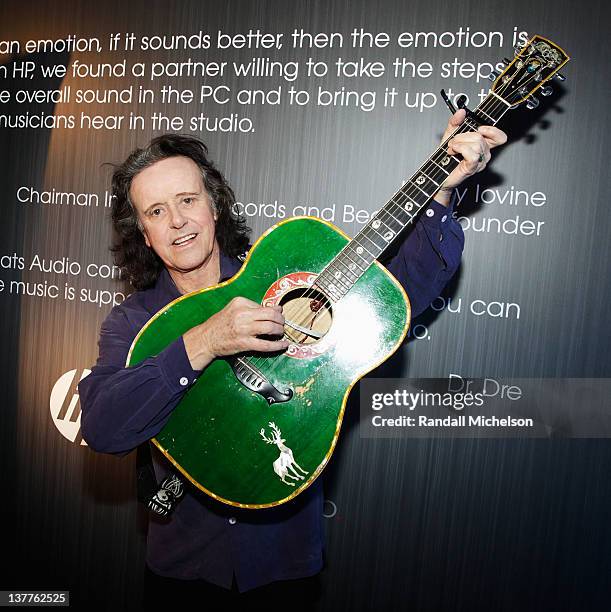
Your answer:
(229, 357), (293, 405)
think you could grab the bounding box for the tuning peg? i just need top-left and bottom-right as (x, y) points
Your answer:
(513, 44), (523, 56)
(540, 85), (553, 96)
(488, 71), (499, 81)
(502, 57), (512, 65)
(526, 96), (540, 110)
(555, 72), (566, 81)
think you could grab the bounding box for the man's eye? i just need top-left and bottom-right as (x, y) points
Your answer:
(183, 197), (194, 205)
(150, 208), (163, 216)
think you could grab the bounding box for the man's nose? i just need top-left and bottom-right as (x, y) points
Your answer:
(169, 205), (187, 228)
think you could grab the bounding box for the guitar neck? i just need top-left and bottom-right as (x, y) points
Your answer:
(314, 92), (512, 302)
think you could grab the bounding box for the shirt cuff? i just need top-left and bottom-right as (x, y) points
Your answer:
(155, 336), (201, 393)
(420, 197), (455, 229)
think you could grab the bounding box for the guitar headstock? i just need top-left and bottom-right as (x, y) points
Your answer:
(491, 35), (570, 108)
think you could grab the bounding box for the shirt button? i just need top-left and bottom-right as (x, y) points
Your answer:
(441, 214), (447, 222)
(179, 377), (189, 386)
(228, 517), (237, 525)
(426, 209), (434, 217)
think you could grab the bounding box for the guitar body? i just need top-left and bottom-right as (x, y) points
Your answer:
(128, 217), (410, 508)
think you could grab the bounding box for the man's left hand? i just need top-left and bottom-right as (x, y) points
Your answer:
(434, 109), (508, 206)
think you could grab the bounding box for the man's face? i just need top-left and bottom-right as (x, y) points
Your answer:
(130, 156), (218, 278)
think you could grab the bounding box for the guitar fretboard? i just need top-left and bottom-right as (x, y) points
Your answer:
(314, 92), (511, 302)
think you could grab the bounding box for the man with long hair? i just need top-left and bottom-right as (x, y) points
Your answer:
(79, 112), (506, 605)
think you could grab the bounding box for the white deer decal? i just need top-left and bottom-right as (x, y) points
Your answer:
(259, 422), (308, 486)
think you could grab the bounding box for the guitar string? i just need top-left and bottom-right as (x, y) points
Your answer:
(244, 95), (508, 376)
(244, 89), (513, 376)
(266, 91), (513, 336)
(265, 41), (545, 335)
(241, 48), (558, 391)
(244, 112), (502, 380)
(282, 45), (563, 368)
(253, 84), (517, 356)
(273, 58), (540, 324)
(245, 57), (542, 378)
(264, 86), (517, 340)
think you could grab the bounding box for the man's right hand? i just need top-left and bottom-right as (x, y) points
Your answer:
(182, 296), (289, 371)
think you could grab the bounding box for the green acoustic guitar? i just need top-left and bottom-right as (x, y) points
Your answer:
(127, 36), (569, 508)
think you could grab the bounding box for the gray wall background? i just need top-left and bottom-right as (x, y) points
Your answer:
(1, 0), (610, 610)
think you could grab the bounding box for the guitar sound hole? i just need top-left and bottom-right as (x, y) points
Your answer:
(279, 288), (333, 345)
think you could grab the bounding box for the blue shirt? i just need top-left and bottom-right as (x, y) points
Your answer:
(79, 199), (464, 592)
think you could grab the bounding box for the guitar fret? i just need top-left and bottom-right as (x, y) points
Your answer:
(430, 151), (460, 171)
(339, 249), (366, 274)
(394, 190), (424, 213)
(422, 160), (446, 180)
(379, 207), (406, 230)
(407, 178), (431, 197)
(360, 228), (386, 253)
(441, 153), (461, 166)
(431, 150), (454, 164)
(364, 222), (389, 242)
(396, 187), (430, 218)
(478, 107), (495, 122)
(325, 286), (342, 302)
(356, 233), (378, 255)
(370, 218), (389, 236)
(398, 184), (424, 204)
(426, 158), (451, 178)
(317, 91), (515, 300)
(328, 276), (351, 295)
(415, 170), (440, 188)
(331, 259), (359, 284)
(328, 260), (356, 289)
(394, 194), (419, 214)
(346, 242), (373, 266)
(375, 225), (397, 244)
(410, 181), (432, 198)
(385, 203), (405, 222)
(430, 161), (450, 175)
(489, 90), (512, 108)
(370, 216), (400, 241)
(388, 201), (414, 225)
(315, 277), (342, 302)
(324, 263), (352, 292)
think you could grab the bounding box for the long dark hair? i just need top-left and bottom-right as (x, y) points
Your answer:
(110, 134), (250, 290)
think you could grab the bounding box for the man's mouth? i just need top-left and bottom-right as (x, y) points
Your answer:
(172, 233), (197, 246)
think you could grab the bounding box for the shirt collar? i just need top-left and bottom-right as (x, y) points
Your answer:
(155, 251), (243, 301)
(220, 251), (242, 281)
